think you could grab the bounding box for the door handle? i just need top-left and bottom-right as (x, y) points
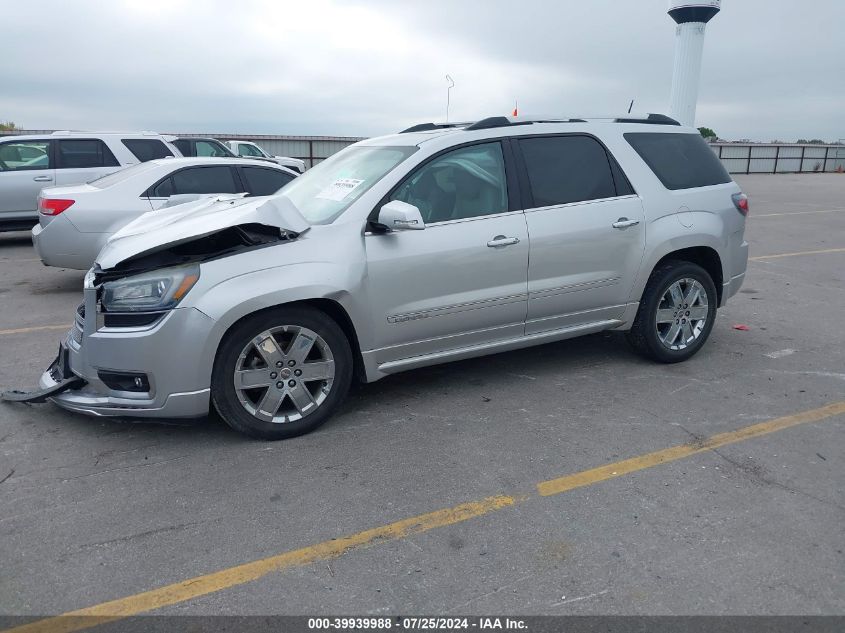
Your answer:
(612, 217), (640, 229)
(33, 176), (53, 182)
(487, 235), (520, 247)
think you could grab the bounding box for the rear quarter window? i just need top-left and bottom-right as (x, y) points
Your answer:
(625, 132), (731, 190)
(122, 139), (174, 162)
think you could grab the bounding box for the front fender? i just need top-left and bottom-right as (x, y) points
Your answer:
(190, 260), (370, 379)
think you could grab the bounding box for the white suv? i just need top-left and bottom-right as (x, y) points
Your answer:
(0, 131), (182, 231)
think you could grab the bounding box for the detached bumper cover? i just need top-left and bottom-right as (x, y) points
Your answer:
(37, 365), (210, 418)
(9, 301), (216, 418)
(2, 343), (84, 403)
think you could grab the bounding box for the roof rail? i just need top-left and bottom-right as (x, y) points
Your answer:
(50, 130), (163, 136)
(614, 113), (680, 126)
(465, 116), (590, 131)
(400, 113), (681, 135)
(399, 122), (471, 133)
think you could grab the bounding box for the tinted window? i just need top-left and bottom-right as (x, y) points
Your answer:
(57, 139), (119, 169)
(122, 139), (174, 162)
(609, 155), (635, 196)
(242, 167), (294, 196)
(171, 139), (194, 156)
(625, 132), (731, 190)
(519, 135), (616, 207)
(171, 166), (238, 195)
(0, 140), (51, 171)
(391, 142), (508, 223)
(151, 177), (174, 197)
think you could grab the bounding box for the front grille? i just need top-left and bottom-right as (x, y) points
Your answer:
(70, 302), (84, 346)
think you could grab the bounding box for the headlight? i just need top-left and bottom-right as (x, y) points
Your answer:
(101, 265), (200, 312)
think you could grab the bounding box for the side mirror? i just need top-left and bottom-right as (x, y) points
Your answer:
(377, 200), (426, 231)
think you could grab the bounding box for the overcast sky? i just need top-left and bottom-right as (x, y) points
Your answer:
(3, 0), (843, 141)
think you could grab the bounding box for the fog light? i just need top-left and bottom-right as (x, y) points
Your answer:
(98, 371), (150, 393)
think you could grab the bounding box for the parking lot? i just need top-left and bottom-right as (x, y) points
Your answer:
(1, 174), (843, 623)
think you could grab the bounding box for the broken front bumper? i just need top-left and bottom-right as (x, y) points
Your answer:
(36, 351), (211, 419)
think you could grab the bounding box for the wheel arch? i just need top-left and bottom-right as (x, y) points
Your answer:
(653, 246), (724, 305)
(207, 296), (367, 385)
(631, 230), (727, 308)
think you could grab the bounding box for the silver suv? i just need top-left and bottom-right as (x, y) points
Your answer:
(8, 114), (749, 440)
(0, 131), (182, 231)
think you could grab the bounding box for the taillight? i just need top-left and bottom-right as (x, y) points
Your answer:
(731, 192), (749, 216)
(38, 198), (75, 216)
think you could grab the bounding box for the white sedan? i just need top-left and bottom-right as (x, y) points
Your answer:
(32, 157), (297, 270)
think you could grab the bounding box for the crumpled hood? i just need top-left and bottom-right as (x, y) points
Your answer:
(96, 194), (311, 270)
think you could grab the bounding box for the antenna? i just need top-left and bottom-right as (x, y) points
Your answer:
(628, 99), (635, 114)
(445, 74), (455, 122)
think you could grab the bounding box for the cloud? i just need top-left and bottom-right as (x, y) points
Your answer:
(1, 0), (843, 141)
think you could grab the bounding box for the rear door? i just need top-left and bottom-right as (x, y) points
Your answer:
(54, 139), (121, 188)
(515, 134), (646, 334)
(0, 139), (54, 222)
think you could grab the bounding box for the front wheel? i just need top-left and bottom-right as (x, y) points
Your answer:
(211, 307), (353, 440)
(627, 260), (718, 363)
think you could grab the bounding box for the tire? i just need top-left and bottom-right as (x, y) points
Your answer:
(626, 259), (718, 363)
(211, 306), (353, 440)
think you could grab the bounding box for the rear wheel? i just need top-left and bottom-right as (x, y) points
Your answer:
(627, 260), (718, 363)
(211, 307), (352, 440)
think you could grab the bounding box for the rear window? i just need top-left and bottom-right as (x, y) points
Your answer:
(90, 162), (161, 189)
(171, 139), (193, 156)
(625, 132), (731, 190)
(122, 139), (174, 162)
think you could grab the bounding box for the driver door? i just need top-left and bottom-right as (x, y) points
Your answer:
(365, 141), (529, 365)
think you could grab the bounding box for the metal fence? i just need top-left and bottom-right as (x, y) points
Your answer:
(0, 130), (364, 169)
(710, 142), (845, 174)
(4, 130), (844, 174)
(183, 133), (364, 168)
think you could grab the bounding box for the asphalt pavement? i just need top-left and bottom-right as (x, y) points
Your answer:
(0, 174), (843, 623)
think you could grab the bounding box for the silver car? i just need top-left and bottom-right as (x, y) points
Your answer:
(8, 114), (749, 440)
(0, 131), (182, 232)
(32, 157), (297, 270)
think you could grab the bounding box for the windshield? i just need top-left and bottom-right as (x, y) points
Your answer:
(278, 145), (417, 224)
(88, 162), (161, 189)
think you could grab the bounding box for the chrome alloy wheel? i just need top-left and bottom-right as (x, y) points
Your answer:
(655, 278), (709, 351)
(233, 326), (335, 423)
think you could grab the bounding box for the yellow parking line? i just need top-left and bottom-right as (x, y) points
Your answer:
(537, 400), (845, 495)
(749, 247), (845, 261)
(0, 324), (70, 336)
(5, 401), (845, 633)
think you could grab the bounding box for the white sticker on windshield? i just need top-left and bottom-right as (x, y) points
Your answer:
(315, 178), (365, 201)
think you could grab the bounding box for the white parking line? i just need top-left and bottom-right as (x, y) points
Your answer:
(765, 348), (796, 359)
(754, 208), (845, 218)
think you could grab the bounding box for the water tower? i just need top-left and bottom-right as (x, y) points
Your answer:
(668, 1), (721, 127)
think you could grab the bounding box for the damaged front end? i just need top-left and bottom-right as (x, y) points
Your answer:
(2, 195), (311, 417)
